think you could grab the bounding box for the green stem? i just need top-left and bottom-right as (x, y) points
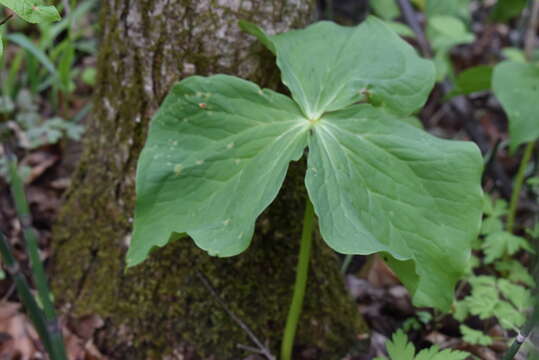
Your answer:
(340, 254), (353, 274)
(4, 148), (67, 360)
(281, 198), (315, 360)
(507, 141), (535, 233)
(0, 232), (54, 356)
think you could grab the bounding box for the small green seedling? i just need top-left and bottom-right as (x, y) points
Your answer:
(129, 17), (484, 359)
(375, 329), (469, 360)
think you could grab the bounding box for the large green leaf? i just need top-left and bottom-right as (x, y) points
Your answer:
(130, 20), (484, 311)
(241, 17), (435, 118)
(305, 105), (483, 309)
(126, 75), (309, 266)
(0, 0), (60, 23)
(492, 61), (539, 150)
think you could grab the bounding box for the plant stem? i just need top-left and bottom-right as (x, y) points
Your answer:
(507, 141), (535, 233)
(340, 254), (353, 274)
(281, 198), (315, 360)
(395, 0), (432, 58)
(0, 232), (54, 355)
(0, 14), (13, 26)
(3, 146), (67, 360)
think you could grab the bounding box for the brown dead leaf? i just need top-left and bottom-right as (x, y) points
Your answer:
(64, 316), (107, 360)
(21, 152), (59, 184)
(366, 255), (400, 287)
(71, 315), (104, 341)
(0, 301), (40, 360)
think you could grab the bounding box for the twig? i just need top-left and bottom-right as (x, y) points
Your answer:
(237, 343), (266, 355)
(524, 0), (539, 60)
(196, 271), (275, 360)
(395, 0), (432, 57)
(0, 14), (13, 26)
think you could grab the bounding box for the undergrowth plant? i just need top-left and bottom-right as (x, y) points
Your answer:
(0, 0), (95, 180)
(128, 17), (485, 359)
(0, 2), (67, 360)
(375, 330), (470, 360)
(0, 0), (60, 64)
(397, 194), (536, 353)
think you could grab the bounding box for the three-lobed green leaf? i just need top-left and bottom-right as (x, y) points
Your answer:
(129, 17), (484, 311)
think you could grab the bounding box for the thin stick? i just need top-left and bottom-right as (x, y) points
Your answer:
(0, 14), (13, 26)
(395, 0), (432, 57)
(524, 0), (539, 60)
(196, 271), (275, 360)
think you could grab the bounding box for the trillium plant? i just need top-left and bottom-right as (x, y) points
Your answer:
(128, 17), (484, 359)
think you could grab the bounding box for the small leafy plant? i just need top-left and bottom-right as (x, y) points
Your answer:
(375, 330), (469, 360)
(0, 2), (67, 360)
(452, 195), (534, 340)
(397, 194), (535, 352)
(129, 17), (484, 358)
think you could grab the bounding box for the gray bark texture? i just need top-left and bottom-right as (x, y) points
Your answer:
(51, 0), (368, 359)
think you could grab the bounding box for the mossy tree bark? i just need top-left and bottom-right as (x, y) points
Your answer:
(52, 1), (368, 358)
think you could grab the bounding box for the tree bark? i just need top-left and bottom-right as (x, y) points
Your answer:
(52, 1), (368, 359)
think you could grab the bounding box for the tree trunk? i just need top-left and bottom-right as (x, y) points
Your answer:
(52, 1), (368, 358)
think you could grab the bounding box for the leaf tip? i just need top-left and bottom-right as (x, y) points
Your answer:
(237, 19), (276, 54)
